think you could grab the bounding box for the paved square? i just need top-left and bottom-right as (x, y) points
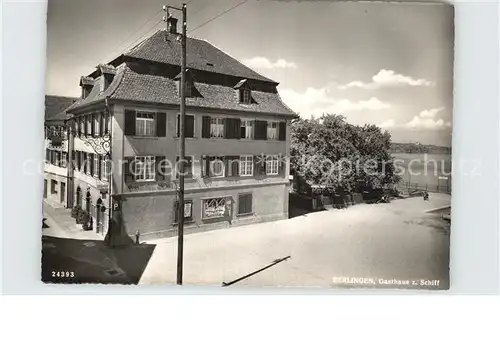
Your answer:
(140, 193), (451, 290)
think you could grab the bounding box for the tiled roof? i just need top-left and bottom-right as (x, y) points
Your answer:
(66, 30), (297, 117)
(45, 95), (78, 124)
(109, 65), (296, 116)
(125, 30), (277, 84)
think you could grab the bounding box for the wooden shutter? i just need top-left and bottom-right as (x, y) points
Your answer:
(156, 156), (166, 181)
(89, 154), (94, 175)
(98, 112), (103, 136)
(224, 118), (240, 139)
(279, 155), (286, 176)
(124, 110), (136, 136)
(185, 115), (194, 138)
(90, 114), (95, 135)
(157, 112), (167, 137)
(123, 157), (135, 183)
(254, 120), (267, 140)
(278, 122), (286, 141)
(97, 156), (103, 179)
(238, 194), (252, 214)
(202, 116), (211, 138)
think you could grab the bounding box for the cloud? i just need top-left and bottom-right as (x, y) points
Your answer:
(279, 86), (391, 117)
(419, 107), (444, 118)
(243, 57), (297, 70)
(379, 119), (396, 129)
(338, 69), (435, 90)
(405, 116), (446, 130)
(379, 107), (450, 131)
(316, 98), (391, 115)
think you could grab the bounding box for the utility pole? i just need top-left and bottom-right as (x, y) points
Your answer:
(178, 3), (187, 286)
(164, 3), (187, 285)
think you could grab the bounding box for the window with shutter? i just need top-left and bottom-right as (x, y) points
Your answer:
(157, 112), (167, 137)
(124, 110), (136, 136)
(176, 114), (195, 138)
(175, 156), (193, 178)
(254, 120), (268, 140)
(202, 116), (211, 138)
(278, 121), (286, 141)
(238, 193), (253, 215)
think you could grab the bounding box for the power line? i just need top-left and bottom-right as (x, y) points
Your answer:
(98, 9), (163, 64)
(124, 18), (163, 52)
(188, 0), (250, 34)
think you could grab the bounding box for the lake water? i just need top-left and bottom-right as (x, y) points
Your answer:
(391, 153), (452, 192)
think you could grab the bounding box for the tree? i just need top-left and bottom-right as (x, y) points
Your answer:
(290, 114), (400, 193)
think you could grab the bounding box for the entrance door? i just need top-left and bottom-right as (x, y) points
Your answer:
(60, 182), (66, 204)
(43, 180), (47, 198)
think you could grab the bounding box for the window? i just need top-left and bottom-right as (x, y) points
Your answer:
(103, 113), (110, 134)
(51, 180), (58, 194)
(86, 116), (92, 136)
(239, 156), (253, 176)
(175, 156), (193, 178)
(80, 117), (85, 136)
(101, 156), (110, 181)
(135, 156), (156, 181)
(135, 111), (156, 137)
(93, 154), (99, 177)
(238, 193), (253, 215)
(240, 89), (251, 104)
(176, 114), (195, 138)
(210, 117), (224, 138)
(86, 153), (91, 175)
(54, 151), (61, 167)
(93, 114), (100, 136)
(240, 119), (253, 139)
(174, 200), (193, 223)
(45, 149), (50, 163)
(209, 157), (225, 178)
(79, 152), (85, 172)
(185, 81), (193, 97)
(266, 155), (279, 175)
(202, 197), (227, 219)
(61, 152), (67, 168)
(267, 122), (278, 140)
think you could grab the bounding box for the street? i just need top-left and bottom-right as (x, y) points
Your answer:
(140, 193), (451, 289)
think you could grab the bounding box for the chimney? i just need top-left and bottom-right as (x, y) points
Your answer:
(167, 15), (178, 34)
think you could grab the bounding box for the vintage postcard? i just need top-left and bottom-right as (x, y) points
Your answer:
(42, 0), (453, 289)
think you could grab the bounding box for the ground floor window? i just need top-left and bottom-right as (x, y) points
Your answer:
(174, 199), (193, 223)
(202, 197), (227, 219)
(51, 180), (58, 194)
(238, 193), (253, 215)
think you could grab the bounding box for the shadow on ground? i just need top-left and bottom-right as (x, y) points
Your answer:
(41, 236), (156, 285)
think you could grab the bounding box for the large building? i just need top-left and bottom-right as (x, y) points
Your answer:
(63, 18), (297, 241)
(44, 95), (77, 208)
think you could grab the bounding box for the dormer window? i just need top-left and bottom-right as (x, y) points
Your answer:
(241, 89), (251, 104)
(234, 79), (253, 104)
(80, 76), (94, 99)
(174, 68), (197, 98)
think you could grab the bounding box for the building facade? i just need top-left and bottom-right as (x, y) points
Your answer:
(44, 95), (77, 208)
(64, 19), (297, 240)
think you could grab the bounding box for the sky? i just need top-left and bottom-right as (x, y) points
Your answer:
(46, 0), (454, 146)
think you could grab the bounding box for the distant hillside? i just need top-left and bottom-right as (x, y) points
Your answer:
(391, 142), (452, 154)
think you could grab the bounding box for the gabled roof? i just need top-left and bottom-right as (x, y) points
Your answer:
(45, 95), (78, 125)
(234, 79), (251, 90)
(80, 76), (94, 86)
(123, 29), (277, 84)
(97, 64), (117, 75)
